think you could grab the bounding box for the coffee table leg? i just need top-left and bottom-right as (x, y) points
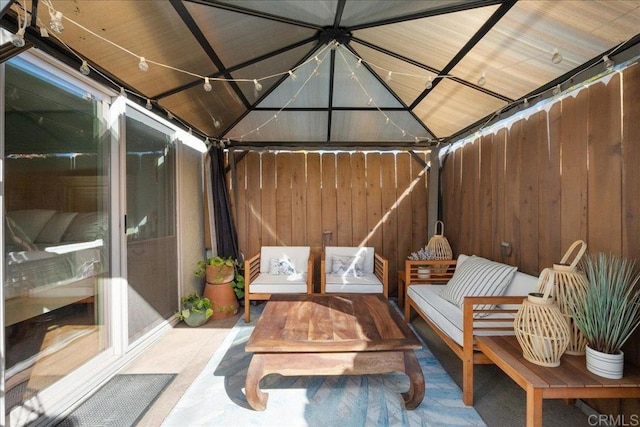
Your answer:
(246, 354), (268, 411)
(401, 350), (425, 409)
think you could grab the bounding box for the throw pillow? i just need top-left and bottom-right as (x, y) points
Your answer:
(439, 256), (516, 313)
(331, 255), (364, 277)
(268, 257), (296, 275)
(5, 217), (38, 252)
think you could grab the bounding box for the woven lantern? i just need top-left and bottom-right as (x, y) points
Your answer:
(535, 240), (588, 355)
(514, 268), (571, 367)
(426, 220), (453, 260)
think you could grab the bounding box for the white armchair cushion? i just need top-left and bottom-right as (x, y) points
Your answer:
(259, 246), (310, 273)
(248, 271), (308, 294)
(325, 246), (374, 274)
(325, 273), (383, 294)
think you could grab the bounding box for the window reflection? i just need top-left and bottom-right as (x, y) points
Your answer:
(4, 58), (109, 415)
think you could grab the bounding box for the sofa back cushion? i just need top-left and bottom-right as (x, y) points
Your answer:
(260, 246), (310, 274)
(439, 255), (517, 309)
(7, 209), (56, 242)
(325, 246), (374, 274)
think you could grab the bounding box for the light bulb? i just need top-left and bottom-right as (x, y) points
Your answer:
(138, 57), (149, 72)
(188, 128), (193, 135)
(314, 69), (320, 77)
(119, 87), (127, 98)
(603, 55), (614, 71)
(367, 98), (373, 106)
(356, 58), (362, 68)
(11, 28), (25, 48)
(253, 79), (262, 92)
(414, 137), (420, 143)
(79, 60), (90, 76)
(425, 76), (433, 90)
(314, 56), (321, 64)
(350, 72), (356, 80)
(551, 49), (562, 64)
(553, 85), (561, 95)
(477, 73), (486, 87)
(385, 117), (390, 125)
(401, 130), (407, 137)
(40, 27), (49, 37)
(167, 111), (174, 120)
(49, 11), (64, 33)
(386, 71), (392, 82)
(523, 98), (529, 108)
(203, 77), (212, 92)
(145, 99), (152, 110)
(288, 70), (297, 81)
(214, 119), (221, 128)
(273, 114), (278, 122)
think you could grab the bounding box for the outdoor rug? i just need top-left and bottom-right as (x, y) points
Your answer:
(57, 373), (176, 427)
(163, 305), (485, 427)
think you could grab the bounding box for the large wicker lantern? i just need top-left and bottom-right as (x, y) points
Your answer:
(514, 268), (571, 367)
(535, 240), (588, 355)
(426, 221), (453, 260)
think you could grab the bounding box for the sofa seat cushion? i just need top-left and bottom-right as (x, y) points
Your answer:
(324, 273), (383, 293)
(248, 272), (308, 294)
(439, 255), (517, 310)
(408, 284), (518, 346)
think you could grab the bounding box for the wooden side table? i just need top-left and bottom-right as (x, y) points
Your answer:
(475, 335), (640, 427)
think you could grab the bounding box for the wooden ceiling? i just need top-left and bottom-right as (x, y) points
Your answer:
(2, 0), (639, 149)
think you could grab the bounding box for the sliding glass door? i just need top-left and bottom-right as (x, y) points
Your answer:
(124, 107), (178, 344)
(3, 57), (110, 418)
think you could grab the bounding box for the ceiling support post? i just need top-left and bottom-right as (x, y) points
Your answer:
(427, 148), (440, 240)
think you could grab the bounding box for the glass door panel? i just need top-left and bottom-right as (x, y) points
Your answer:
(125, 108), (177, 343)
(4, 58), (110, 415)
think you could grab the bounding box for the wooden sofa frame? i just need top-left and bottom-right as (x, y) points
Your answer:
(319, 251), (389, 297)
(403, 263), (528, 406)
(244, 251), (314, 322)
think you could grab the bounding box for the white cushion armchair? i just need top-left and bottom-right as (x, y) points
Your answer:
(320, 246), (389, 297)
(243, 246), (313, 322)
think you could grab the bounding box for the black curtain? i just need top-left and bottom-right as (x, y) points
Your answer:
(209, 147), (240, 262)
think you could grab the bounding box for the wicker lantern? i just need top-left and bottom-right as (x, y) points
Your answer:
(535, 240), (588, 355)
(514, 268), (571, 367)
(426, 221), (453, 260)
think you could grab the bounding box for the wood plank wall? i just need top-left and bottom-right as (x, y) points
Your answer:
(441, 62), (640, 417)
(228, 151), (430, 296)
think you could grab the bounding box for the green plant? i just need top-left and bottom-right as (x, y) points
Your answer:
(570, 253), (640, 354)
(176, 293), (213, 322)
(194, 256), (235, 278)
(232, 269), (245, 299)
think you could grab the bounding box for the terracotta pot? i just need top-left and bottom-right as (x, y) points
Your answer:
(203, 281), (239, 319)
(205, 264), (235, 284)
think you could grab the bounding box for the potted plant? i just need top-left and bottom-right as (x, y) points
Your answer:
(176, 293), (213, 327)
(195, 256), (244, 319)
(570, 252), (640, 379)
(408, 246), (437, 278)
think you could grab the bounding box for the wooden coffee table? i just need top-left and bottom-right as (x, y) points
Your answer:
(476, 335), (640, 427)
(244, 293), (425, 411)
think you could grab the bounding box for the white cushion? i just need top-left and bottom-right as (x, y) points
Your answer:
(7, 209), (56, 242)
(325, 246), (374, 274)
(439, 255), (517, 310)
(325, 273), (383, 294)
(259, 246), (310, 273)
(408, 284), (518, 346)
(36, 212), (78, 243)
(248, 272), (308, 294)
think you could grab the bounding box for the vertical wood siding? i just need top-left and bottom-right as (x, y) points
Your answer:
(229, 151), (430, 296)
(441, 62), (640, 416)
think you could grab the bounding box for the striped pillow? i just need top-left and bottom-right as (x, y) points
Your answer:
(439, 256), (517, 310)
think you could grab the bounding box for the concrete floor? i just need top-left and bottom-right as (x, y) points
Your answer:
(122, 303), (595, 427)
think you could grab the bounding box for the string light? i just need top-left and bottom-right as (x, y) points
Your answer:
(553, 84), (561, 95)
(551, 48), (563, 64)
(213, 118), (221, 128)
(356, 58), (362, 68)
(167, 111), (174, 120)
(253, 79), (262, 92)
(603, 55), (614, 71)
(145, 98), (152, 110)
(386, 71), (392, 82)
(288, 70), (297, 81)
(40, 27), (49, 37)
(314, 55), (321, 64)
(425, 76), (433, 90)
(79, 60), (90, 76)
(523, 98), (529, 107)
(367, 98), (373, 106)
(119, 87), (127, 98)
(203, 77), (212, 92)
(49, 10), (64, 33)
(477, 72), (486, 87)
(138, 57), (149, 72)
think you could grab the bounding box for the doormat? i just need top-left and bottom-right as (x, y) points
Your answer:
(56, 373), (175, 427)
